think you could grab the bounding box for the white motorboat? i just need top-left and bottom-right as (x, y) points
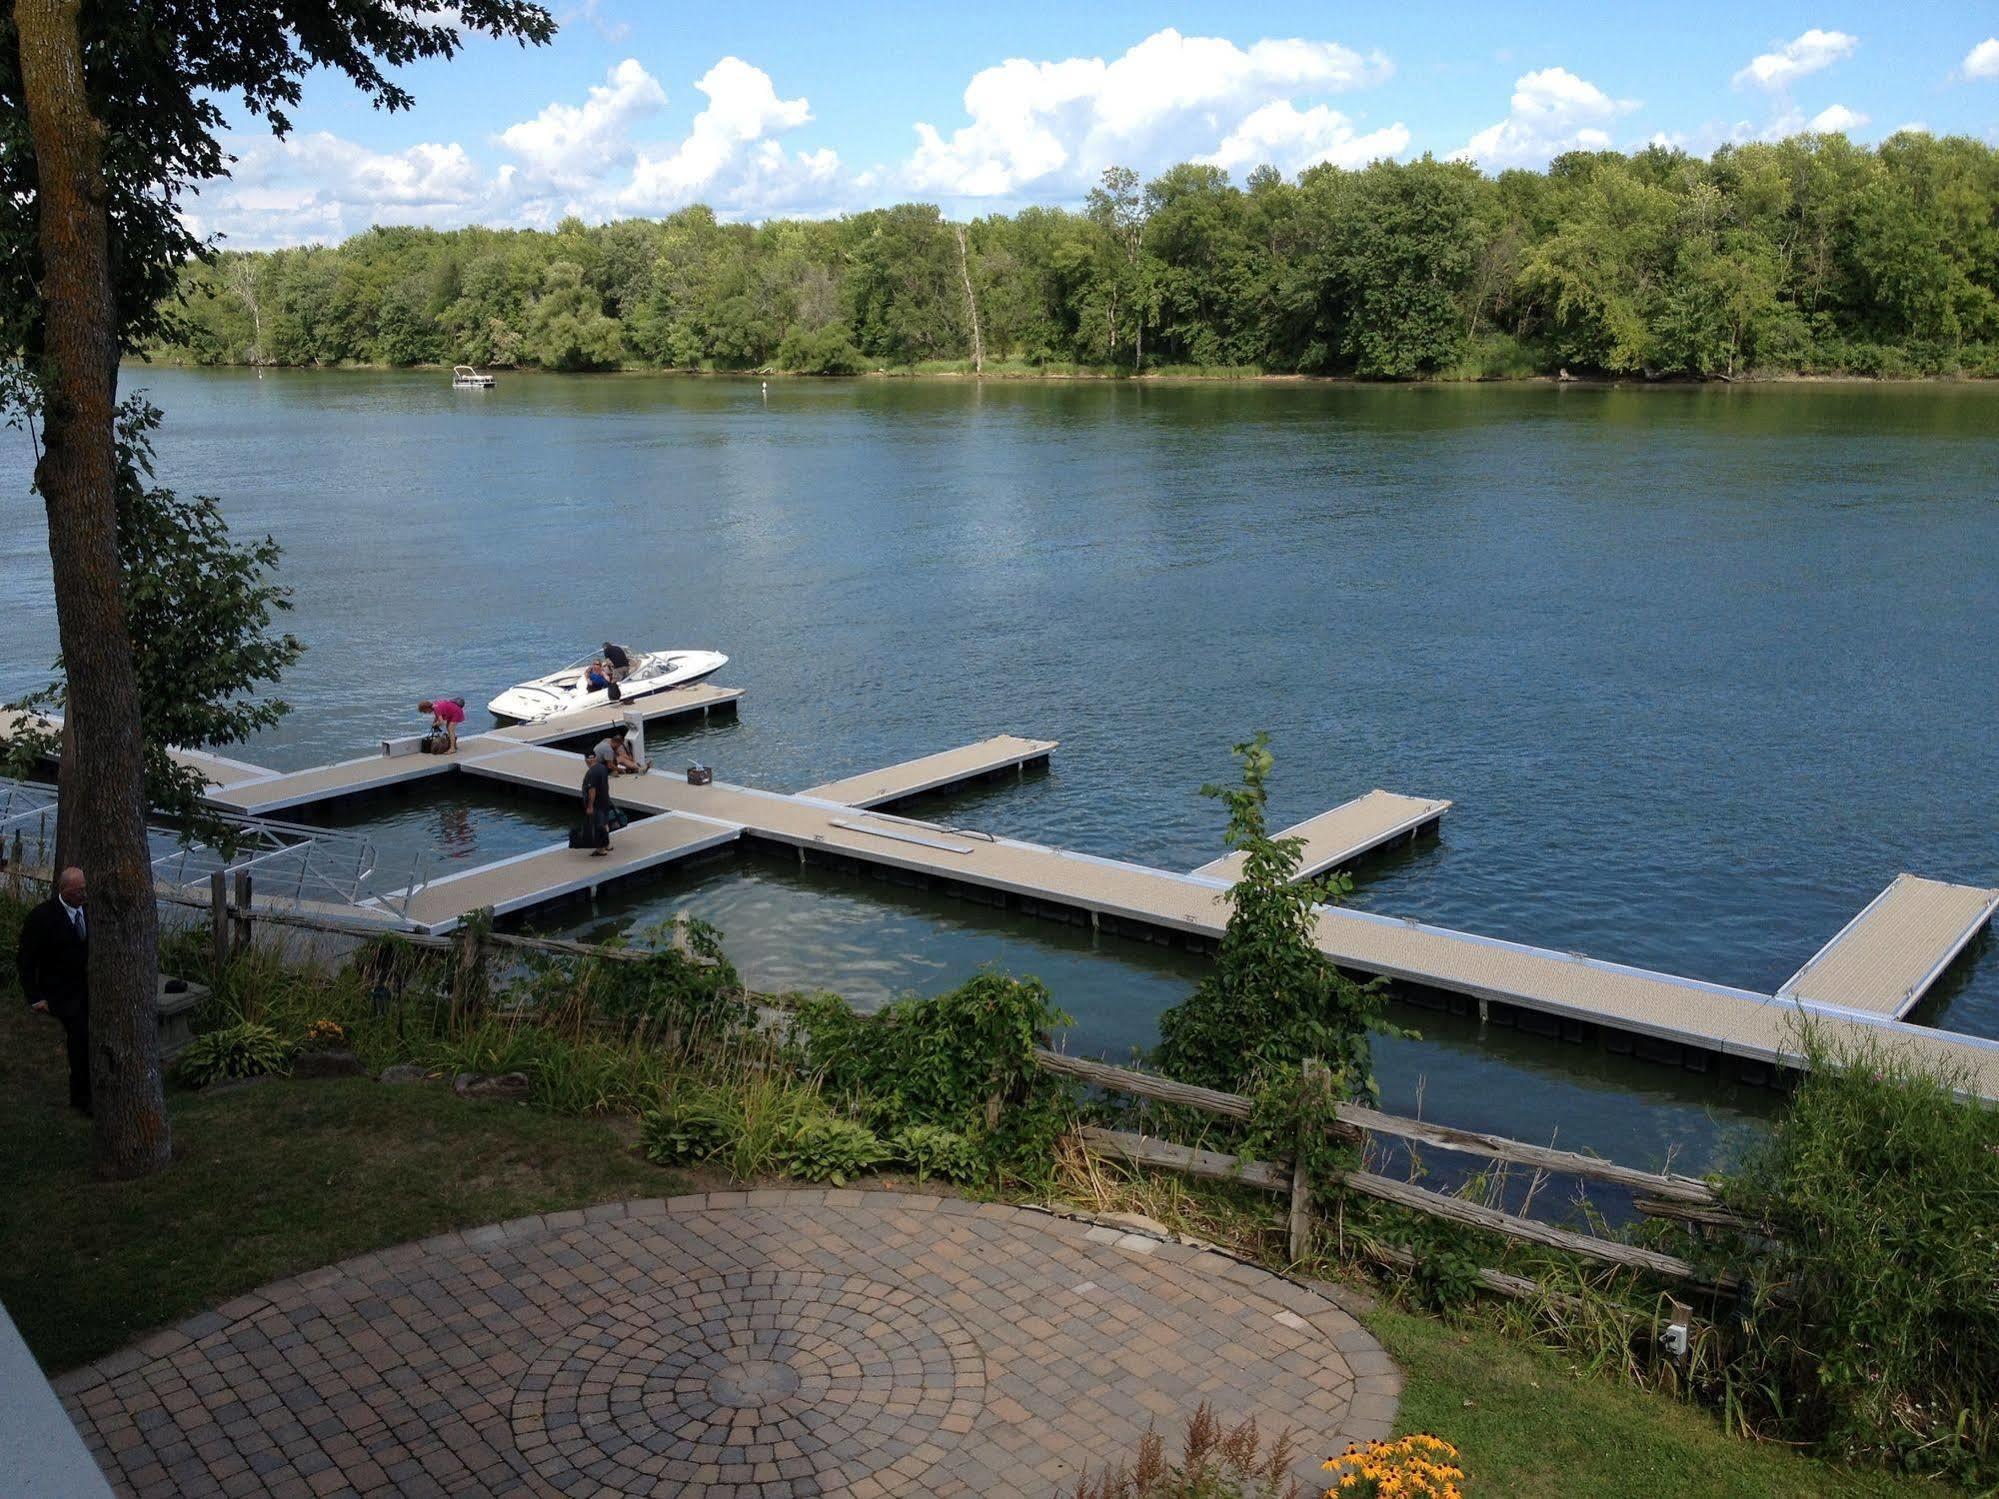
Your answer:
(453, 365), (496, 388)
(487, 649), (728, 723)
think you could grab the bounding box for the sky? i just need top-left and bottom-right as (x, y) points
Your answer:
(188, 2), (1999, 249)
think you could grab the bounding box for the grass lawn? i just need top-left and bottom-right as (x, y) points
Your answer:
(0, 998), (676, 1372)
(0, 996), (1941, 1498)
(1374, 1308), (1932, 1498)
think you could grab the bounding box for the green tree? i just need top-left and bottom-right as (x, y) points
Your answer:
(1157, 734), (1390, 1097)
(525, 260), (622, 371)
(1, 0), (552, 1179)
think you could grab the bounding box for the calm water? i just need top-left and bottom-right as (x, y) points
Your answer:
(7, 369), (1997, 1172)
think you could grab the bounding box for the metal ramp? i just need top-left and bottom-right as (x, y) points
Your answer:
(1778, 874), (1999, 1018)
(1, 776), (422, 925)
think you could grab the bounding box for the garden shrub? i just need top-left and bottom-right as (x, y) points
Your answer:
(888, 1124), (980, 1184)
(176, 1021), (292, 1086)
(1068, 1402), (1303, 1499)
(1709, 1031), (1999, 1482)
(640, 1089), (734, 1166)
(794, 970), (1073, 1178)
(783, 1116), (886, 1185)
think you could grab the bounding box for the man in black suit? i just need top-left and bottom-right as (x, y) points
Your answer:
(18, 866), (91, 1113)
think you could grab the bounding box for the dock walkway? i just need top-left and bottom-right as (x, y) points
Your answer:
(799, 735), (1055, 808)
(209, 686), (744, 817)
(1192, 789), (1450, 883)
(394, 812), (742, 929)
(453, 742), (1999, 1099)
(1777, 874), (1999, 1018)
(0, 708), (270, 791)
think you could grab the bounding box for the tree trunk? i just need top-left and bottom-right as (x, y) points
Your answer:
(16, 0), (171, 1179)
(951, 225), (983, 376)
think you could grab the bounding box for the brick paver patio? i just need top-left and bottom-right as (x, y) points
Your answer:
(56, 1190), (1399, 1497)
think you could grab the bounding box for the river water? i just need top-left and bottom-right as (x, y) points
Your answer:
(5, 369), (1996, 1173)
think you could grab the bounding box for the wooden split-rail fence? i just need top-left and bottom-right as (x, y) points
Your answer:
(1031, 1049), (1747, 1299)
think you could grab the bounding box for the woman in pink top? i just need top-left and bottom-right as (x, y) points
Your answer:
(417, 697), (465, 753)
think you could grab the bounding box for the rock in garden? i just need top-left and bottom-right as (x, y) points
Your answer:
(378, 1064), (434, 1085)
(453, 1071), (531, 1100)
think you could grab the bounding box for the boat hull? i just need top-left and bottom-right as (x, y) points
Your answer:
(487, 650), (728, 723)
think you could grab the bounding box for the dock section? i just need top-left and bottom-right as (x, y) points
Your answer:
(1777, 874), (1999, 1018)
(798, 735), (1057, 808)
(208, 685), (745, 817)
(393, 811), (743, 932)
(209, 749), (471, 817)
(454, 744), (1999, 1099)
(0, 708), (269, 790)
(1192, 789), (1450, 884)
(486, 683), (744, 747)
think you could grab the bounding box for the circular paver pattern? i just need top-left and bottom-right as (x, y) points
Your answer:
(513, 1269), (984, 1493)
(57, 1191), (1399, 1498)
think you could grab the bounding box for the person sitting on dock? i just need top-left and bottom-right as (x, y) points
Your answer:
(417, 697), (465, 753)
(594, 723), (646, 776)
(602, 641), (632, 683)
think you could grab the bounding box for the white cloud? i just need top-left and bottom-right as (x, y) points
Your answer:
(1808, 103), (1869, 133)
(1963, 38), (1999, 80)
(903, 27), (1395, 198)
(1196, 101), (1409, 173)
(618, 58), (820, 212)
(187, 132), (485, 248)
(1734, 29), (1857, 90)
(1455, 67), (1639, 168)
(497, 57), (665, 191)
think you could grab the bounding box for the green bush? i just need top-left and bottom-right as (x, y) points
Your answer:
(640, 1090), (733, 1166)
(176, 1021), (292, 1087)
(888, 1123), (980, 1184)
(793, 971), (1073, 1175)
(1710, 1032), (1999, 1482)
(775, 324), (863, 375)
(783, 1116), (886, 1185)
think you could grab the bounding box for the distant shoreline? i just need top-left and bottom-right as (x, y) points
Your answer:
(134, 359), (1998, 388)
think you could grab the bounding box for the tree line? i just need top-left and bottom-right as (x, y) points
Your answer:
(168, 133), (1999, 382)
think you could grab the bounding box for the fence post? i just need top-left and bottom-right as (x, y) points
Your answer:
(1289, 1058), (1334, 1264)
(210, 869), (229, 980)
(232, 869), (253, 953)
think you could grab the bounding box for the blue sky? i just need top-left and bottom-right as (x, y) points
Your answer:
(192, 3), (1999, 248)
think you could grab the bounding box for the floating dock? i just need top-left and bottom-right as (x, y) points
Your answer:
(444, 743), (1999, 1100)
(157, 706), (1999, 1102)
(0, 709), (270, 791)
(798, 734), (1056, 807)
(210, 686), (743, 817)
(1192, 789), (1450, 883)
(394, 812), (742, 929)
(1776, 874), (1999, 1018)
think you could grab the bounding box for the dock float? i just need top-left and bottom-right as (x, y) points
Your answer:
(160, 708), (1999, 1103)
(1192, 789), (1450, 883)
(394, 812), (743, 932)
(448, 743), (1999, 1099)
(208, 687), (745, 817)
(485, 683), (743, 747)
(1776, 874), (1999, 1019)
(798, 735), (1056, 808)
(0, 709), (270, 791)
